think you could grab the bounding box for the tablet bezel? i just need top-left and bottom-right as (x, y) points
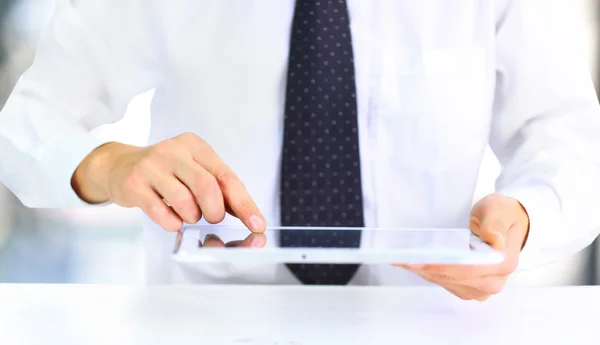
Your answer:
(171, 225), (504, 265)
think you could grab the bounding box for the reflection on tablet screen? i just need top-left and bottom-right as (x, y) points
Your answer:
(179, 226), (470, 252)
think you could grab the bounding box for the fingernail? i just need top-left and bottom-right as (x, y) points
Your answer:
(251, 236), (266, 248)
(249, 215), (264, 232)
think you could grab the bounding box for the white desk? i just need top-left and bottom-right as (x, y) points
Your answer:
(0, 284), (598, 345)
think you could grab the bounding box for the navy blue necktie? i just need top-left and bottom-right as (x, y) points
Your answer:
(280, 0), (364, 285)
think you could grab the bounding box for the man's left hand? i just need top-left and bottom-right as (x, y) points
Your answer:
(397, 193), (530, 301)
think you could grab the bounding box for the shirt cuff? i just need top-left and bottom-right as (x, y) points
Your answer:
(37, 131), (113, 208)
(497, 185), (562, 271)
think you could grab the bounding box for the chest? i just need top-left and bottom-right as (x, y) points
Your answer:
(160, 2), (495, 71)
(153, 0), (498, 169)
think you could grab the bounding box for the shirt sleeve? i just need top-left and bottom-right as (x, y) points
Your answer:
(491, 0), (600, 270)
(0, 0), (164, 208)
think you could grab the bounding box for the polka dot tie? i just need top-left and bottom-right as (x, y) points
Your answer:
(280, 0), (364, 285)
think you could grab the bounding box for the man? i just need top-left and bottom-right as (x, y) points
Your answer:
(1, 0), (600, 300)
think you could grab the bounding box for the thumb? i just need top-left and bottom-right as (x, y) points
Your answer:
(470, 207), (510, 251)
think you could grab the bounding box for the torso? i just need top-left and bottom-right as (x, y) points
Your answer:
(143, 0), (499, 284)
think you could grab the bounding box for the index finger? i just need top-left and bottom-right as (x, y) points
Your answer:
(187, 136), (266, 233)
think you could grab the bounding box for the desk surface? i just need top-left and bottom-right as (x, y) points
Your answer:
(0, 284), (598, 345)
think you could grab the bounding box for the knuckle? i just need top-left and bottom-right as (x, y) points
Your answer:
(137, 159), (161, 178)
(178, 132), (198, 141)
(195, 173), (219, 193)
(153, 139), (175, 153)
(150, 140), (180, 160)
(215, 168), (238, 187)
(147, 205), (182, 232)
(231, 197), (253, 215)
(171, 189), (195, 207)
(193, 176), (225, 223)
(178, 132), (206, 147)
(148, 203), (168, 221)
(145, 151), (166, 166)
(124, 167), (146, 189)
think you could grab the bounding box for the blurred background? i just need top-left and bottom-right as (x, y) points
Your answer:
(0, 0), (598, 285)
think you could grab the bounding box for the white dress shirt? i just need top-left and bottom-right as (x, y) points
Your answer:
(1, 0), (600, 285)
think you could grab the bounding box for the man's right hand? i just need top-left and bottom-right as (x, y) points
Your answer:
(71, 133), (266, 233)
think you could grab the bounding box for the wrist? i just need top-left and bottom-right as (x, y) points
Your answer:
(71, 142), (137, 204)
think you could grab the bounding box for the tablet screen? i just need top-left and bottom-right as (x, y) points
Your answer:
(174, 225), (471, 251)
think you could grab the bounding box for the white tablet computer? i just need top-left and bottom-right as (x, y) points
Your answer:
(172, 225), (504, 265)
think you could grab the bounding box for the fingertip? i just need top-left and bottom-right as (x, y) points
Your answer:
(165, 220), (183, 233)
(248, 214), (266, 233)
(159, 213), (184, 232)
